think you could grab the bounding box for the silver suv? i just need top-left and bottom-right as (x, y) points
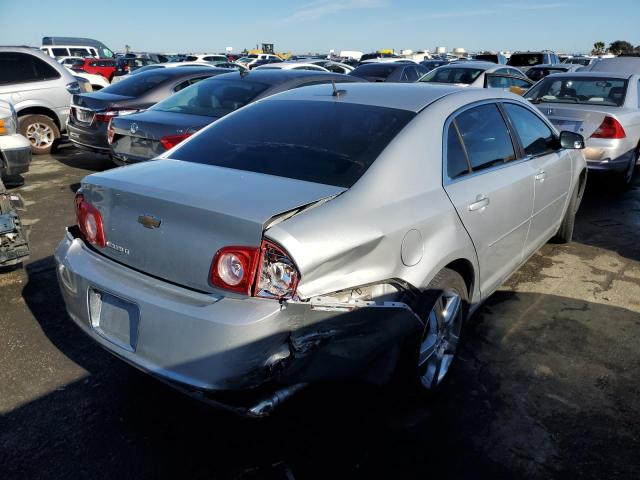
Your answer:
(0, 46), (80, 154)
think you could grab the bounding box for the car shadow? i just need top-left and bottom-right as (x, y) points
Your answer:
(573, 168), (640, 261)
(8, 255), (640, 479)
(50, 144), (113, 173)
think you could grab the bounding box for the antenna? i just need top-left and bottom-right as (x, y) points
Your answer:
(331, 80), (346, 97)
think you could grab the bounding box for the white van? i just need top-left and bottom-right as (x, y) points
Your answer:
(41, 45), (99, 59)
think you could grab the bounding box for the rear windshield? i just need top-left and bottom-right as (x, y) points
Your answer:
(419, 66), (484, 84)
(350, 64), (396, 79)
(170, 100), (415, 188)
(508, 53), (544, 67)
(475, 54), (498, 63)
(102, 71), (172, 96)
(565, 58), (591, 66)
(151, 79), (269, 117)
(525, 77), (628, 107)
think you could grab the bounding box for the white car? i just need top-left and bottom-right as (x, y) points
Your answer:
(64, 67), (110, 91)
(306, 60), (354, 74)
(255, 62), (330, 72)
(185, 54), (228, 63)
(236, 54), (282, 68)
(0, 100), (31, 181)
(361, 58), (418, 64)
(58, 56), (84, 67)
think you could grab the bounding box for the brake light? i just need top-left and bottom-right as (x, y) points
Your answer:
(210, 240), (300, 298)
(254, 240), (300, 299)
(590, 116), (626, 139)
(210, 246), (260, 295)
(75, 193), (106, 247)
(94, 109), (138, 123)
(160, 133), (192, 150)
(107, 119), (115, 144)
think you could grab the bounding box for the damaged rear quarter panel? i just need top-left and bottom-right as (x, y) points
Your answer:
(266, 103), (480, 304)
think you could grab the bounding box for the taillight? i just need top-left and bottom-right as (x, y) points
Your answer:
(254, 240), (300, 299)
(210, 240), (300, 299)
(75, 193), (106, 247)
(107, 119), (115, 144)
(590, 116), (626, 139)
(210, 246), (260, 295)
(160, 133), (192, 150)
(94, 109), (138, 123)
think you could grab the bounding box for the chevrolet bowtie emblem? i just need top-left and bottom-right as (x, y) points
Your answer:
(138, 215), (161, 229)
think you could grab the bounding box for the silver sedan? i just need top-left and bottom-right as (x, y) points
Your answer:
(55, 84), (586, 415)
(525, 71), (640, 187)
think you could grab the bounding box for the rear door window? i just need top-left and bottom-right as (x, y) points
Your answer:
(52, 48), (69, 57)
(454, 104), (516, 171)
(0, 52), (60, 84)
(446, 123), (471, 179)
(503, 103), (555, 157)
(170, 100), (415, 188)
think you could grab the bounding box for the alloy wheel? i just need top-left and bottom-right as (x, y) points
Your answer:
(25, 123), (54, 149)
(418, 289), (463, 390)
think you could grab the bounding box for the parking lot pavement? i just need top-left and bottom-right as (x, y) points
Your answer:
(0, 146), (639, 480)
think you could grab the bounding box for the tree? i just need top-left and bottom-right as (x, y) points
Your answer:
(608, 40), (634, 55)
(591, 41), (605, 55)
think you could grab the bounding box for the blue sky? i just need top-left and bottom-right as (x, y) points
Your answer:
(1, 0), (638, 54)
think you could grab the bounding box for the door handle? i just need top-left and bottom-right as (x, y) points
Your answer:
(535, 170), (548, 182)
(468, 195), (490, 211)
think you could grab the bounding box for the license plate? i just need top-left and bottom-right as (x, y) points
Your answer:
(88, 288), (139, 351)
(552, 120), (581, 132)
(0, 214), (15, 234)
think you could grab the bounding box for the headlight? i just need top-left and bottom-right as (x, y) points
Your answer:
(0, 103), (18, 136)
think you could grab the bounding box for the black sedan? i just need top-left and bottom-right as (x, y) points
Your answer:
(67, 67), (230, 154)
(349, 62), (428, 82)
(108, 69), (364, 165)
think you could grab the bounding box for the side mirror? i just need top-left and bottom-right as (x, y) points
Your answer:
(559, 130), (585, 149)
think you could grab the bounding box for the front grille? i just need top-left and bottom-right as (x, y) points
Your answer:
(72, 106), (95, 125)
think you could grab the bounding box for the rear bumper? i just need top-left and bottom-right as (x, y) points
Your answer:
(584, 146), (635, 173)
(55, 228), (420, 393)
(0, 134), (32, 177)
(66, 120), (110, 153)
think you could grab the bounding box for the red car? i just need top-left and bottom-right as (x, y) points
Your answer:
(71, 58), (117, 82)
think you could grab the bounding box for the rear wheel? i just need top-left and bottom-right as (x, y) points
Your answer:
(618, 149), (637, 189)
(19, 114), (60, 155)
(399, 268), (468, 393)
(551, 176), (583, 244)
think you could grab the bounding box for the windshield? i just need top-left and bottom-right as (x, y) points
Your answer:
(508, 53), (544, 67)
(419, 66), (484, 84)
(526, 68), (567, 82)
(170, 100), (415, 188)
(151, 79), (269, 117)
(525, 76), (628, 107)
(565, 58), (591, 66)
(350, 64), (396, 79)
(102, 71), (173, 96)
(475, 54), (498, 63)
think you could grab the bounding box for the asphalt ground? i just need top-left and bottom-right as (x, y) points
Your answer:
(1, 145), (639, 479)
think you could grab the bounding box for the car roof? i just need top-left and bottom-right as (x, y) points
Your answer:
(206, 69), (352, 83)
(542, 71), (632, 80)
(587, 57), (640, 74)
(263, 82), (517, 112)
(134, 66), (229, 79)
(439, 61), (497, 69)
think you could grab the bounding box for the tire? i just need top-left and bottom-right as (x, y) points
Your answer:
(19, 114), (60, 155)
(618, 149), (637, 189)
(397, 268), (468, 394)
(552, 177), (583, 244)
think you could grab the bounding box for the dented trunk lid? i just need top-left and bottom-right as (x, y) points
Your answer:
(81, 160), (345, 293)
(535, 103), (626, 138)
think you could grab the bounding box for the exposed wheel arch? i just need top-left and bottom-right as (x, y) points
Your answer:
(16, 106), (61, 131)
(443, 258), (475, 297)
